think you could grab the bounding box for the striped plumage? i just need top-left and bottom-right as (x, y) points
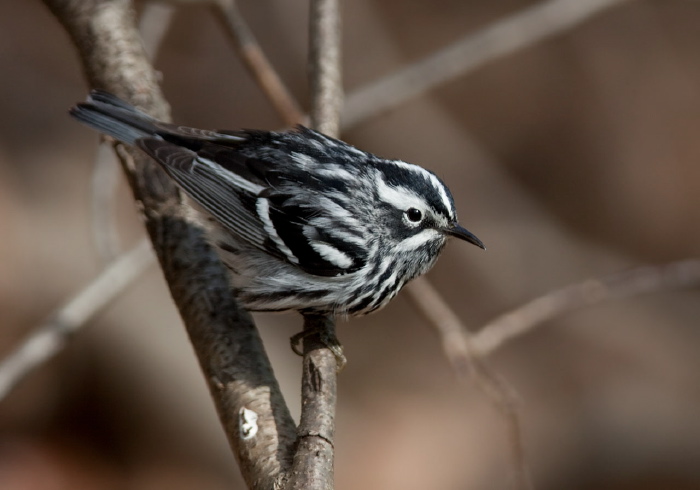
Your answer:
(71, 91), (484, 317)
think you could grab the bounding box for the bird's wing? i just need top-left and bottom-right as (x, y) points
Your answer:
(256, 188), (369, 277)
(138, 138), (271, 252)
(138, 138), (368, 276)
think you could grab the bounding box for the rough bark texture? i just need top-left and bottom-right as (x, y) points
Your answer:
(43, 1), (297, 488)
(287, 315), (338, 490)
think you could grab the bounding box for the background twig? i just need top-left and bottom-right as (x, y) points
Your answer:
(473, 259), (700, 355)
(0, 239), (154, 401)
(405, 279), (533, 490)
(342, 0), (632, 129)
(213, 0), (305, 127)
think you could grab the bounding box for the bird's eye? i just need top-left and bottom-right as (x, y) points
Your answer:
(406, 208), (423, 222)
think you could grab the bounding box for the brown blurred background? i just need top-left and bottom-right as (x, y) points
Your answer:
(1, 0), (700, 489)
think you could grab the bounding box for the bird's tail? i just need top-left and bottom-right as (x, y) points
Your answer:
(69, 90), (161, 145)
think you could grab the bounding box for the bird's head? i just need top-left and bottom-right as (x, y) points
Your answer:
(371, 159), (484, 267)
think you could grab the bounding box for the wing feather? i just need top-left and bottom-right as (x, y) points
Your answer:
(138, 139), (272, 252)
(138, 134), (369, 276)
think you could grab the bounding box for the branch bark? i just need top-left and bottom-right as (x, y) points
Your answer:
(308, 0), (343, 136)
(42, 1), (296, 488)
(288, 315), (338, 490)
(284, 2), (344, 488)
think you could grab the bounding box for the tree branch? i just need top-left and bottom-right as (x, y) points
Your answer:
(288, 315), (339, 489)
(212, 0), (305, 127)
(472, 259), (700, 355)
(42, 1), (296, 488)
(405, 278), (533, 490)
(89, 1), (175, 264)
(308, 0), (343, 136)
(283, 2), (344, 488)
(0, 239), (154, 401)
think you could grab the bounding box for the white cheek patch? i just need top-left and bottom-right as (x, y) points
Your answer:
(310, 241), (354, 269)
(397, 229), (442, 252)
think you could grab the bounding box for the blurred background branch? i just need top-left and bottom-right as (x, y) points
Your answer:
(308, 0), (343, 136)
(1, 0), (699, 489)
(342, 0), (633, 129)
(406, 278), (533, 490)
(473, 259), (700, 355)
(0, 239), (154, 401)
(213, 0), (305, 127)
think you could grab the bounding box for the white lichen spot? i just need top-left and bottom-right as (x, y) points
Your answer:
(239, 407), (259, 440)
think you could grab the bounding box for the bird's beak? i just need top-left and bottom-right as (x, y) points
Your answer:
(445, 224), (485, 250)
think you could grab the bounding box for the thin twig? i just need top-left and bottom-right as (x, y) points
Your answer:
(213, 0), (305, 127)
(405, 278), (533, 490)
(287, 315), (339, 489)
(473, 259), (700, 356)
(308, 0), (343, 136)
(282, 2), (345, 488)
(342, 0), (632, 129)
(0, 239), (155, 401)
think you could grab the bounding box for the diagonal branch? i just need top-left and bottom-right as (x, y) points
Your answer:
(405, 278), (533, 490)
(42, 1), (296, 488)
(0, 239), (154, 401)
(90, 2), (176, 264)
(212, 0), (305, 127)
(342, 0), (633, 129)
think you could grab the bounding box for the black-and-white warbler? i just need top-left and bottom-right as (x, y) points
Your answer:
(71, 91), (484, 317)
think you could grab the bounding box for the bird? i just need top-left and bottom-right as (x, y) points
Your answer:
(71, 90), (484, 319)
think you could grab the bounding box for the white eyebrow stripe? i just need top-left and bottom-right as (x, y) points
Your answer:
(256, 197), (299, 264)
(395, 228), (442, 252)
(389, 159), (454, 220)
(375, 174), (429, 212)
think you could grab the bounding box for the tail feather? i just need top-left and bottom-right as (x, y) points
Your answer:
(70, 90), (247, 150)
(69, 90), (160, 145)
